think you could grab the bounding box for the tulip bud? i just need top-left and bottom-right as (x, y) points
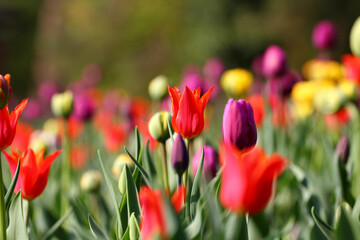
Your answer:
(112, 153), (134, 178)
(171, 134), (189, 175)
(192, 145), (218, 179)
(148, 75), (168, 101)
(129, 213), (139, 240)
(148, 112), (172, 143)
(80, 170), (103, 193)
(72, 93), (95, 121)
(222, 99), (257, 151)
(118, 166), (126, 195)
(220, 68), (253, 98)
(262, 45), (287, 77)
(51, 91), (74, 118)
(0, 75), (10, 109)
(312, 20), (338, 50)
(335, 135), (350, 164)
(350, 17), (360, 57)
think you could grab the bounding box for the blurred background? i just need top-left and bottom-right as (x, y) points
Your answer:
(0, 0), (359, 97)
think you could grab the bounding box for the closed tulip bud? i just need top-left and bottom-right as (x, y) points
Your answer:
(148, 75), (168, 101)
(51, 91), (74, 118)
(118, 166), (127, 195)
(129, 213), (139, 240)
(223, 99), (257, 152)
(220, 68), (253, 98)
(171, 134), (189, 175)
(80, 170), (103, 193)
(112, 153), (134, 178)
(148, 112), (172, 143)
(350, 17), (360, 57)
(312, 20), (338, 50)
(335, 135), (350, 164)
(262, 45), (288, 77)
(0, 75), (10, 109)
(192, 145), (218, 179)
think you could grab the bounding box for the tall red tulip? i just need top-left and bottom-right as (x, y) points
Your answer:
(3, 148), (61, 201)
(219, 144), (287, 215)
(0, 99), (28, 150)
(139, 186), (167, 240)
(168, 86), (213, 139)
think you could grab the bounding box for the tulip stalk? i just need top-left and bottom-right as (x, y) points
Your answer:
(24, 200), (30, 228)
(0, 154), (6, 240)
(61, 119), (71, 216)
(161, 143), (169, 192)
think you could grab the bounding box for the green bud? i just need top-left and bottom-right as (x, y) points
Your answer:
(80, 170), (103, 193)
(350, 16), (360, 57)
(148, 75), (168, 101)
(112, 153), (134, 178)
(0, 75), (10, 109)
(51, 91), (74, 118)
(118, 166), (126, 195)
(148, 111), (172, 143)
(129, 213), (139, 240)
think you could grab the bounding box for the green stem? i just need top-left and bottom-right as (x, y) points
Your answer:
(161, 143), (169, 192)
(0, 154), (6, 240)
(24, 200), (30, 228)
(61, 119), (71, 216)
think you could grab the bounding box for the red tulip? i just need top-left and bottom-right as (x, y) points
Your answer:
(139, 186), (167, 240)
(3, 148), (61, 201)
(0, 99), (28, 150)
(246, 94), (265, 126)
(9, 121), (33, 153)
(170, 185), (186, 213)
(168, 86), (213, 139)
(219, 144), (287, 215)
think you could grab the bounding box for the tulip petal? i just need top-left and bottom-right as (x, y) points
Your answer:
(9, 99), (28, 131)
(40, 149), (62, 175)
(200, 86), (214, 111)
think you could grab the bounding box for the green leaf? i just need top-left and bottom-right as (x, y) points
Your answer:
(185, 202), (203, 239)
(88, 214), (110, 240)
(311, 206), (334, 240)
(225, 213), (248, 240)
(143, 140), (157, 179)
(5, 159), (20, 210)
(167, 117), (174, 143)
(135, 126), (141, 161)
(125, 165), (141, 222)
(6, 192), (28, 240)
(98, 150), (123, 237)
(336, 205), (360, 239)
(121, 226), (129, 240)
(124, 146), (151, 186)
(190, 148), (204, 220)
(42, 209), (72, 240)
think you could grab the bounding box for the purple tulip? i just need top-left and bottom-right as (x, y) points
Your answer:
(37, 81), (60, 103)
(192, 145), (218, 179)
(180, 72), (207, 96)
(72, 93), (95, 121)
(262, 45), (288, 77)
(335, 135), (350, 164)
(268, 70), (302, 97)
(203, 58), (225, 80)
(223, 99), (257, 151)
(22, 98), (42, 120)
(312, 21), (338, 50)
(171, 134), (189, 175)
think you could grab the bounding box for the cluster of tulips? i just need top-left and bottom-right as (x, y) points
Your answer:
(0, 17), (360, 240)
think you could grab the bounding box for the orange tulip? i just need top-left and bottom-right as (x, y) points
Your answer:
(3, 148), (61, 201)
(170, 185), (186, 213)
(219, 144), (287, 215)
(168, 86), (213, 139)
(0, 99), (28, 150)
